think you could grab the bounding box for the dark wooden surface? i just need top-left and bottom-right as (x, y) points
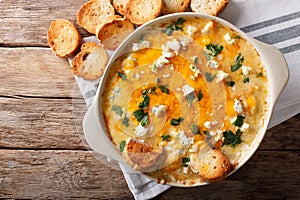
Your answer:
(0, 1), (299, 199)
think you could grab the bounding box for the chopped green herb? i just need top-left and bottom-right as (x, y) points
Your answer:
(161, 134), (171, 141)
(161, 18), (185, 36)
(193, 56), (198, 65)
(235, 35), (241, 39)
(112, 105), (123, 117)
(174, 17), (185, 25)
(148, 87), (157, 94)
(117, 71), (126, 80)
(223, 129), (242, 148)
(139, 95), (150, 109)
(203, 131), (209, 135)
(186, 92), (196, 107)
(204, 52), (213, 60)
(158, 85), (170, 94)
(138, 34), (145, 43)
(133, 109), (147, 122)
(120, 141), (126, 152)
(226, 81), (235, 87)
(205, 72), (215, 82)
(257, 72), (263, 77)
(191, 124), (200, 135)
(232, 115), (245, 127)
(122, 116), (129, 127)
(206, 44), (223, 57)
(170, 117), (183, 126)
(140, 114), (149, 126)
(231, 53), (244, 72)
(156, 77), (161, 84)
(197, 90), (203, 101)
(182, 157), (190, 167)
(243, 77), (250, 83)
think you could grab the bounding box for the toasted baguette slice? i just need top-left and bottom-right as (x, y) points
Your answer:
(125, 139), (164, 171)
(190, 144), (231, 182)
(112, 0), (130, 16)
(77, 0), (115, 34)
(72, 42), (108, 80)
(190, 0), (229, 16)
(162, 0), (191, 15)
(125, 0), (163, 25)
(96, 17), (134, 50)
(47, 19), (81, 58)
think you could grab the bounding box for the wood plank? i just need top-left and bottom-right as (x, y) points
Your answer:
(0, 150), (133, 199)
(0, 149), (298, 199)
(0, 0), (91, 46)
(0, 97), (87, 149)
(0, 47), (80, 97)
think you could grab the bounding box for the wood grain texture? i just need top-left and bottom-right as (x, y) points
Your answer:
(0, 150), (132, 199)
(0, 97), (87, 149)
(0, 149), (298, 199)
(0, 47), (80, 97)
(0, 0), (91, 46)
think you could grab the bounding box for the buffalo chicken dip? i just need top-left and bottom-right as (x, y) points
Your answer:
(101, 17), (268, 185)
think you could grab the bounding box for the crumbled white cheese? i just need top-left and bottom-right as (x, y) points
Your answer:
(204, 121), (211, 129)
(151, 105), (167, 118)
(169, 64), (174, 70)
(211, 120), (218, 126)
(132, 40), (150, 51)
(206, 59), (219, 69)
(182, 84), (195, 96)
(183, 166), (190, 174)
(177, 130), (194, 146)
(186, 25), (198, 36)
(179, 36), (191, 49)
(134, 124), (148, 137)
(109, 85), (121, 101)
(242, 65), (252, 75)
(240, 123), (249, 132)
(234, 99), (243, 113)
(166, 39), (181, 55)
(224, 33), (235, 45)
(201, 21), (214, 34)
(134, 73), (140, 79)
(216, 70), (229, 83)
(211, 130), (223, 141)
(189, 64), (201, 80)
(140, 70), (145, 74)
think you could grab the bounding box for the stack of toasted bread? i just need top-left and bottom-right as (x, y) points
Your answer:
(47, 0), (229, 80)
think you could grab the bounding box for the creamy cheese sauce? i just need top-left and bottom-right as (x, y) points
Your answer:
(101, 17), (268, 185)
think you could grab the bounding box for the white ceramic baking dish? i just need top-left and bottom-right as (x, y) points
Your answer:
(82, 13), (289, 186)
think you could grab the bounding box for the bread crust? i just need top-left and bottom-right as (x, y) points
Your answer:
(162, 0), (191, 15)
(47, 19), (81, 58)
(190, 0), (229, 16)
(125, 0), (163, 25)
(72, 42), (108, 80)
(96, 17), (134, 50)
(77, 0), (116, 34)
(190, 145), (231, 182)
(112, 0), (130, 16)
(125, 139), (164, 171)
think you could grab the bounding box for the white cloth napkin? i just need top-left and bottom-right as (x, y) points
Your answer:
(69, 0), (300, 199)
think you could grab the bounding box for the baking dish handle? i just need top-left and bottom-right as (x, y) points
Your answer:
(83, 102), (125, 163)
(251, 39), (289, 103)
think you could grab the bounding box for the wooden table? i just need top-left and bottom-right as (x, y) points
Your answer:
(0, 1), (299, 199)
